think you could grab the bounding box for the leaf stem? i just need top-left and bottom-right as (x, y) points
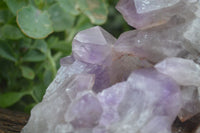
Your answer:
(47, 50), (56, 77)
(66, 28), (77, 43)
(30, 91), (40, 103)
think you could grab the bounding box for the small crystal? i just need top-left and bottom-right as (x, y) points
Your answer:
(114, 17), (187, 62)
(98, 69), (181, 133)
(184, 18), (200, 52)
(72, 26), (116, 65)
(155, 57), (200, 86)
(116, 0), (195, 29)
(178, 86), (200, 122)
(134, 0), (180, 14)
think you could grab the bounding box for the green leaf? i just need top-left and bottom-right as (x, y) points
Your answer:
(0, 1), (7, 9)
(20, 66), (35, 80)
(50, 40), (71, 53)
(43, 67), (53, 87)
(57, 0), (80, 15)
(18, 37), (32, 49)
(46, 0), (55, 4)
(32, 85), (45, 102)
(34, 0), (45, 9)
(47, 36), (71, 54)
(4, 0), (28, 15)
(33, 39), (47, 54)
(0, 92), (28, 108)
(0, 9), (13, 24)
(17, 5), (53, 39)
(57, 0), (107, 24)
(78, 0), (108, 24)
(75, 15), (94, 31)
(22, 50), (46, 62)
(0, 27), (3, 40)
(1, 24), (23, 40)
(48, 3), (75, 32)
(0, 41), (16, 62)
(65, 16), (93, 42)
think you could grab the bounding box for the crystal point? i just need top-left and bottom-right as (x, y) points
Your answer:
(155, 57), (200, 86)
(116, 0), (195, 29)
(72, 26), (116, 65)
(178, 86), (200, 122)
(134, 0), (180, 14)
(22, 0), (200, 132)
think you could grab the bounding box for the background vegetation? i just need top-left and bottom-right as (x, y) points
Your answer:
(0, 0), (131, 113)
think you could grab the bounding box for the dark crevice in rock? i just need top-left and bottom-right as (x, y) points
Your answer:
(172, 113), (200, 133)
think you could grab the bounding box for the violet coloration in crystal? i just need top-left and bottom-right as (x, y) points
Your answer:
(21, 0), (200, 133)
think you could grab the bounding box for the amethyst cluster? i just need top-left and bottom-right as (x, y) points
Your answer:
(22, 0), (200, 133)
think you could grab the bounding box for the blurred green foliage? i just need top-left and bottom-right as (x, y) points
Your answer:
(0, 0), (131, 113)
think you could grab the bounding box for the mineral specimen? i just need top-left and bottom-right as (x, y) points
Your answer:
(21, 0), (200, 133)
(116, 0), (196, 29)
(134, 0), (180, 14)
(184, 18), (200, 52)
(178, 86), (200, 122)
(114, 16), (187, 62)
(72, 26), (116, 65)
(155, 57), (200, 86)
(155, 57), (200, 122)
(97, 69), (181, 133)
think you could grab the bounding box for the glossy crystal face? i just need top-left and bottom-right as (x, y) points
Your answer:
(134, 0), (180, 14)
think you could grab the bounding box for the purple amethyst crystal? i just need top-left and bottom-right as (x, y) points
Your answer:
(72, 26), (116, 65)
(155, 57), (200, 121)
(116, 0), (196, 29)
(114, 17), (187, 62)
(155, 57), (200, 86)
(22, 0), (200, 133)
(97, 68), (181, 133)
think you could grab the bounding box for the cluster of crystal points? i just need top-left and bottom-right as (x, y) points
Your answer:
(22, 0), (200, 133)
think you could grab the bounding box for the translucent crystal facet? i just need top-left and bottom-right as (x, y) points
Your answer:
(184, 18), (200, 52)
(114, 17), (187, 62)
(22, 0), (200, 132)
(155, 57), (200, 86)
(72, 26), (116, 65)
(98, 69), (181, 133)
(116, 0), (195, 29)
(134, 0), (180, 14)
(178, 86), (200, 122)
